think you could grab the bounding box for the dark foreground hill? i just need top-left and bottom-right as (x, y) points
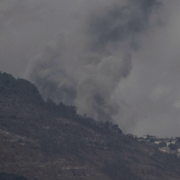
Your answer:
(1, 72), (180, 180)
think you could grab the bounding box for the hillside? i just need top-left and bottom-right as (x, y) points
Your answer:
(1, 72), (180, 180)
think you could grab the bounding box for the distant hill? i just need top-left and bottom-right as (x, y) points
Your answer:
(1, 72), (180, 180)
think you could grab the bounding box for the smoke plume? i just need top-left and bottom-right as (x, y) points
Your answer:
(2, 0), (180, 137)
(24, 0), (161, 127)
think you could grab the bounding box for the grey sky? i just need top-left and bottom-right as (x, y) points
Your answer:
(1, 0), (180, 137)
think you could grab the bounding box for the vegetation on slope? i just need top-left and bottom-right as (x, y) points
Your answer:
(1, 72), (180, 180)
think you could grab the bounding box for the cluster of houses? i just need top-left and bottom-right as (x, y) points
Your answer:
(136, 135), (180, 157)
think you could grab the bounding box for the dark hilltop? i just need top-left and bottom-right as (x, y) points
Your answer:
(0, 72), (180, 180)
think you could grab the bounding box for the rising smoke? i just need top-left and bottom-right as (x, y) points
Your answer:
(2, 0), (180, 137)
(26, 0), (162, 126)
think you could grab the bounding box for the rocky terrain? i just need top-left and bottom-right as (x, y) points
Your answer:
(1, 72), (180, 180)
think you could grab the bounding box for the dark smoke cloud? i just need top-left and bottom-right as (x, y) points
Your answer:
(88, 0), (161, 52)
(25, 0), (161, 125)
(2, 0), (180, 137)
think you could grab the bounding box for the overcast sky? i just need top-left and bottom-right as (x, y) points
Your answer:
(1, 0), (180, 137)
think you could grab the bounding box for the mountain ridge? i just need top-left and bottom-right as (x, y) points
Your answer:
(1, 72), (180, 180)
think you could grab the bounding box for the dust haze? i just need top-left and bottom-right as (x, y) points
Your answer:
(1, 0), (180, 137)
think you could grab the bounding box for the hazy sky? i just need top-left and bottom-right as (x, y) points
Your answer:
(1, 0), (180, 137)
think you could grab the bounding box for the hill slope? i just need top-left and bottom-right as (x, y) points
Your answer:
(0, 72), (180, 180)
